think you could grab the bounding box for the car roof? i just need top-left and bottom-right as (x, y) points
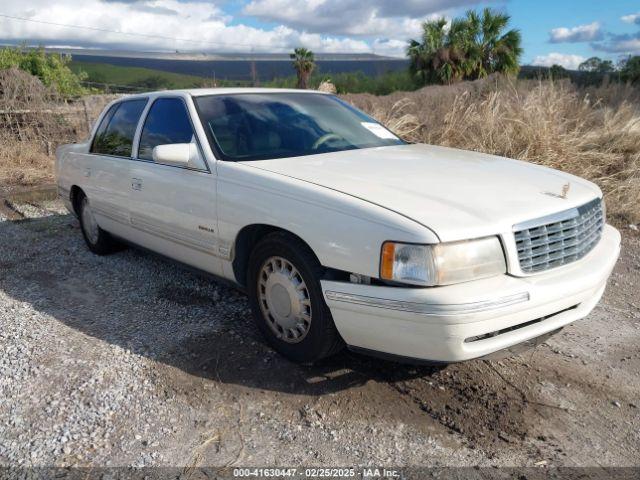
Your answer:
(122, 88), (330, 100)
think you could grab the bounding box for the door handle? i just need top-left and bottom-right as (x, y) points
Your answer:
(131, 178), (142, 191)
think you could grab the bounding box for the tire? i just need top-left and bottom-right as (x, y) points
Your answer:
(77, 193), (120, 255)
(247, 232), (344, 364)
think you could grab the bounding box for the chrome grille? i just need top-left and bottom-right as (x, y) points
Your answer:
(514, 198), (604, 273)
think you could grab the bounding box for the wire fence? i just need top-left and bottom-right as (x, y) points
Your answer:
(79, 78), (258, 93)
(80, 81), (149, 93)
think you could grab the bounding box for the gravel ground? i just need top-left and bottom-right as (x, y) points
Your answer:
(0, 195), (639, 470)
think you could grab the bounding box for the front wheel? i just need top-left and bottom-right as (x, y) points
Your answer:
(247, 232), (344, 363)
(77, 194), (120, 255)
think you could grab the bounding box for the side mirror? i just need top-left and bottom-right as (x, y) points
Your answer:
(152, 143), (200, 168)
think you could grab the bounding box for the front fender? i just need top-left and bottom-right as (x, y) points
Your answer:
(216, 162), (437, 279)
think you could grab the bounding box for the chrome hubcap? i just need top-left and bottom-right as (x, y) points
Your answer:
(258, 256), (312, 344)
(81, 197), (99, 245)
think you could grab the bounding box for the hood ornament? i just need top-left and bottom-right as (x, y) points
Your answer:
(543, 182), (570, 200)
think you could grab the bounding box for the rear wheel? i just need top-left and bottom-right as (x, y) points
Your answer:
(247, 232), (344, 363)
(77, 193), (120, 255)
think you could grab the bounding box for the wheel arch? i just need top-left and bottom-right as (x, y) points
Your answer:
(232, 224), (324, 288)
(69, 185), (85, 216)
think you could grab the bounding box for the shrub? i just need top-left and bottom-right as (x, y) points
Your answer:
(0, 68), (79, 186)
(0, 45), (87, 98)
(621, 56), (640, 84)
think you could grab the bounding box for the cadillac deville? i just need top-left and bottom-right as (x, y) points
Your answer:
(56, 89), (621, 364)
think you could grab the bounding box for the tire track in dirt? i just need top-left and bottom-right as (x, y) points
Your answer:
(386, 361), (532, 451)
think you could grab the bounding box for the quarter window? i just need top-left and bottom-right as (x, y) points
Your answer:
(90, 104), (117, 152)
(138, 98), (196, 161)
(91, 99), (147, 157)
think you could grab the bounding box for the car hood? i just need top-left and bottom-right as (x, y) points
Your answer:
(245, 144), (601, 241)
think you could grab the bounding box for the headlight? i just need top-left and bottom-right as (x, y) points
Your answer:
(380, 237), (506, 286)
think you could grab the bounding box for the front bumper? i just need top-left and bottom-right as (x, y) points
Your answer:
(321, 224), (621, 363)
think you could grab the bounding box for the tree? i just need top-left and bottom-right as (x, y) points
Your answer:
(620, 55), (640, 84)
(407, 8), (522, 85)
(578, 57), (614, 73)
(407, 18), (466, 85)
(549, 64), (569, 79)
(0, 45), (86, 97)
(290, 48), (315, 89)
(462, 9), (523, 79)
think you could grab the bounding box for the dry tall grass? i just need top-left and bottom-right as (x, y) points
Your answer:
(345, 76), (640, 224)
(0, 69), (68, 186)
(0, 69), (116, 189)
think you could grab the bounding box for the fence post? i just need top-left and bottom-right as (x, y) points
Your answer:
(82, 99), (91, 135)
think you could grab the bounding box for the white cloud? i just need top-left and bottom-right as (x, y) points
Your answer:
(613, 38), (640, 53)
(531, 53), (586, 70)
(0, 0), (379, 54)
(549, 22), (602, 43)
(621, 13), (640, 25)
(371, 38), (410, 58)
(242, 0), (487, 36)
(593, 37), (640, 54)
(592, 13), (640, 55)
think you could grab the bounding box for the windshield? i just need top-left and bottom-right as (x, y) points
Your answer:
(194, 93), (404, 161)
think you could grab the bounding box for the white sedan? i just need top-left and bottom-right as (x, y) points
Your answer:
(56, 88), (621, 364)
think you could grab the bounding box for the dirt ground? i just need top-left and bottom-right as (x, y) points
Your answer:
(0, 193), (639, 472)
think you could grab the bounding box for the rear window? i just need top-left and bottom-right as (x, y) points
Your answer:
(91, 99), (147, 157)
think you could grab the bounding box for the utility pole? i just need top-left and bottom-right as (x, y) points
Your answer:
(250, 61), (259, 87)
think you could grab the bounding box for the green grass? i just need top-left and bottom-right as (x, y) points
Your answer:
(70, 61), (210, 91)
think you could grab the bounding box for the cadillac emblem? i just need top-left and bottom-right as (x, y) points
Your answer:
(543, 182), (571, 199)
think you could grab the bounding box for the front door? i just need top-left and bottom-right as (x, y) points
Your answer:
(126, 97), (223, 276)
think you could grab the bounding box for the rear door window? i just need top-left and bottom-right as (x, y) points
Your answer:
(91, 99), (147, 157)
(90, 104), (117, 152)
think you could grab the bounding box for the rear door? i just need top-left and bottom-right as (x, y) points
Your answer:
(126, 96), (222, 275)
(86, 98), (148, 237)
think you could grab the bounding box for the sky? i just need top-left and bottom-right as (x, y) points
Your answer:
(0, 0), (639, 68)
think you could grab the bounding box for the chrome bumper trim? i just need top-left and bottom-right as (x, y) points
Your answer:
(324, 290), (530, 316)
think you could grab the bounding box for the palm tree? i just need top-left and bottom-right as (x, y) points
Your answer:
(407, 8), (522, 85)
(407, 18), (467, 85)
(464, 8), (523, 79)
(290, 48), (315, 89)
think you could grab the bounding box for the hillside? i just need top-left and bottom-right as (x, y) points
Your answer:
(68, 54), (408, 83)
(70, 61), (210, 92)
